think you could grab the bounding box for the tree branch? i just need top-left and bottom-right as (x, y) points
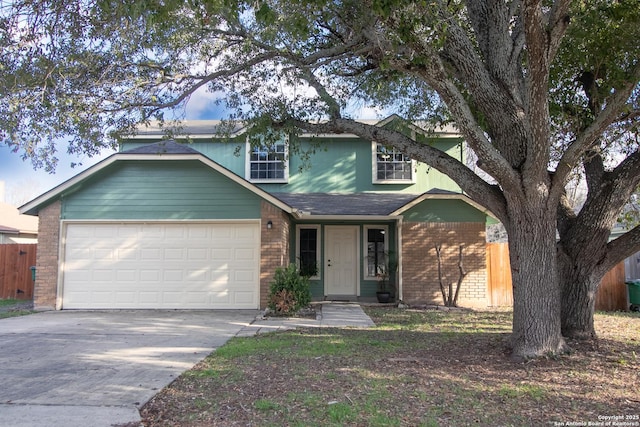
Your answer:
(606, 225), (640, 273)
(521, 0), (552, 186)
(547, 0), (572, 62)
(552, 62), (640, 198)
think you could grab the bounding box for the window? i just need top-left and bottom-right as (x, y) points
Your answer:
(365, 226), (387, 278)
(373, 143), (414, 183)
(247, 140), (288, 182)
(297, 226), (320, 278)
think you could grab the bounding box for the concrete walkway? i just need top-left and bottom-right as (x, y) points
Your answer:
(236, 302), (376, 336)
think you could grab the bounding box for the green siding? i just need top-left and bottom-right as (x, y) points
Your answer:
(121, 136), (463, 194)
(402, 199), (486, 223)
(259, 137), (463, 194)
(62, 160), (262, 220)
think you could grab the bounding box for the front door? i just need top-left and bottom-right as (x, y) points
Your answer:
(325, 226), (359, 296)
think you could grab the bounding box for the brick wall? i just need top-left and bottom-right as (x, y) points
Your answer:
(34, 201), (61, 310)
(402, 222), (487, 307)
(260, 201), (290, 308)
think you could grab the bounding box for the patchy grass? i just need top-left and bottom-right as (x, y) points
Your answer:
(0, 299), (34, 319)
(141, 308), (640, 427)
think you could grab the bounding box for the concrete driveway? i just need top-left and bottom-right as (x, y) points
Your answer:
(0, 310), (259, 427)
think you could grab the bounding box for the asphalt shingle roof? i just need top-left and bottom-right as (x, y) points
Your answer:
(121, 140), (201, 155)
(272, 193), (417, 216)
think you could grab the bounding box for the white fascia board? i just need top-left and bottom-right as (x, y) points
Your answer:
(19, 153), (296, 217)
(390, 193), (497, 220)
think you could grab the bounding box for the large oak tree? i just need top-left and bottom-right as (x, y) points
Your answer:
(1, 0), (639, 358)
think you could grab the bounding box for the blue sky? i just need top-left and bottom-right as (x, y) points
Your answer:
(0, 143), (116, 206)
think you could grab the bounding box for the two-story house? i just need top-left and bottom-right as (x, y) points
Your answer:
(21, 116), (493, 310)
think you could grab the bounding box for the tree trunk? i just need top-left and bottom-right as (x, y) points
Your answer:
(559, 270), (599, 340)
(507, 211), (568, 360)
(557, 242), (608, 340)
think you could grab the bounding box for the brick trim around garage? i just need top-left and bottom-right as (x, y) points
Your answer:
(260, 201), (291, 309)
(34, 201), (61, 310)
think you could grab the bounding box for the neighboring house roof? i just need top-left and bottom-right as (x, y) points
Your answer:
(0, 225), (20, 235)
(0, 202), (38, 234)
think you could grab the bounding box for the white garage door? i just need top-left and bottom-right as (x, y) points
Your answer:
(62, 222), (260, 309)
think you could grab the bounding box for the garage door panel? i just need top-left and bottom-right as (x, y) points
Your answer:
(62, 222), (260, 309)
(234, 292), (256, 304)
(187, 248), (207, 259)
(212, 248), (231, 260)
(141, 248), (161, 260)
(115, 292), (135, 303)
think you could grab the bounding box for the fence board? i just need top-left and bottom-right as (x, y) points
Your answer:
(486, 243), (627, 311)
(486, 243), (513, 306)
(594, 262), (627, 311)
(0, 244), (36, 300)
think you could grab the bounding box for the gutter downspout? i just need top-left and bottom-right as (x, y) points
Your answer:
(397, 216), (403, 302)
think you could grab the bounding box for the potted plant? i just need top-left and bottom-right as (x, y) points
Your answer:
(376, 270), (393, 303)
(372, 250), (397, 304)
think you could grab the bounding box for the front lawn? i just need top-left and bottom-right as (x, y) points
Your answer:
(140, 308), (640, 427)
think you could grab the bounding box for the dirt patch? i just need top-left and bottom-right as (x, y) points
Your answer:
(140, 308), (640, 426)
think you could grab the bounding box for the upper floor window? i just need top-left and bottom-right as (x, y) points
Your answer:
(246, 140), (288, 183)
(373, 142), (415, 183)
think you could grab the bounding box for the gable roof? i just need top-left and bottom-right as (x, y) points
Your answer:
(390, 189), (496, 219)
(19, 141), (296, 216)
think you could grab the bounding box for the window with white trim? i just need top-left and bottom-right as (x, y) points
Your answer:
(365, 226), (388, 279)
(373, 142), (414, 183)
(246, 140), (288, 182)
(297, 225), (320, 279)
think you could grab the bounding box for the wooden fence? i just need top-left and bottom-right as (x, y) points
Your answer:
(0, 244), (36, 300)
(486, 242), (628, 311)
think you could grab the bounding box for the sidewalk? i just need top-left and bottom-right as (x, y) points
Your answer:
(236, 303), (375, 337)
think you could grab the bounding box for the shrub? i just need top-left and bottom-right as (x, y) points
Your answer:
(268, 264), (311, 315)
